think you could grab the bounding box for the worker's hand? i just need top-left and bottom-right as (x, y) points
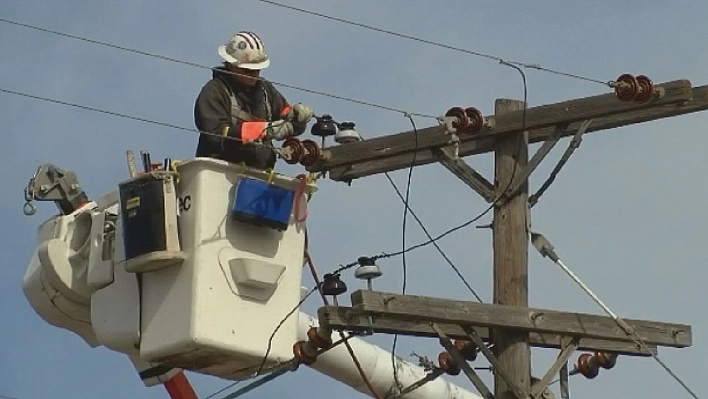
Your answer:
(264, 120), (295, 141)
(292, 103), (314, 124)
(282, 103), (314, 125)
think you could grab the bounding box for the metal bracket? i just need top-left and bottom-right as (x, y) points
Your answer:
(530, 337), (579, 399)
(431, 323), (494, 399)
(433, 147), (496, 202)
(462, 325), (531, 399)
(559, 357), (570, 399)
(438, 115), (461, 135)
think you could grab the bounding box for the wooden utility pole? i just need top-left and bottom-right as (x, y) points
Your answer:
(492, 99), (530, 399)
(311, 76), (702, 399)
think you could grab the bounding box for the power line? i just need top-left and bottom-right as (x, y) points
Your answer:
(0, 17), (436, 118)
(383, 172), (483, 302)
(252, 0), (611, 87)
(0, 87), (199, 132)
(390, 114), (420, 392)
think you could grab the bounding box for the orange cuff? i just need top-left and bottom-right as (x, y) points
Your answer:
(241, 121), (267, 142)
(280, 105), (293, 119)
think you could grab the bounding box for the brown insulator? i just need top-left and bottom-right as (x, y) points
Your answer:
(576, 353), (600, 379)
(445, 107), (469, 131)
(281, 138), (304, 164)
(307, 326), (332, 350)
(634, 75), (655, 103)
(463, 107), (486, 135)
(453, 339), (477, 361)
(299, 139), (321, 167)
(438, 351), (461, 376)
(293, 340), (317, 365)
(614, 74), (639, 102)
(595, 351), (618, 370)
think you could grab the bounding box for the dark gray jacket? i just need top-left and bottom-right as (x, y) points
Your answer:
(194, 66), (288, 169)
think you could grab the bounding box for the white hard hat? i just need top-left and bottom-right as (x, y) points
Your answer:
(218, 31), (270, 70)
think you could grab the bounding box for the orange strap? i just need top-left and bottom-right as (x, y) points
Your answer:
(241, 121), (268, 142)
(293, 174), (308, 223)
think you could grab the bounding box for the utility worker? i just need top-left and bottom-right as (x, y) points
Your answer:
(194, 31), (314, 169)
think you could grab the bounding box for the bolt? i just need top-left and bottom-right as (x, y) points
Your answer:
(530, 311), (544, 322)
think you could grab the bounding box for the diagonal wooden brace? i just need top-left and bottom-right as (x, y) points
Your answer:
(501, 123), (566, 200)
(530, 337), (579, 399)
(431, 323), (495, 399)
(462, 325), (531, 399)
(528, 118), (593, 208)
(502, 119), (592, 201)
(434, 147), (496, 202)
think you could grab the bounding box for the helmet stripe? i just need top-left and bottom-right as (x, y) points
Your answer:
(236, 32), (255, 49)
(247, 31), (263, 49)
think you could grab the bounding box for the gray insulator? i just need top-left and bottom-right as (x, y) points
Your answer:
(335, 122), (362, 144)
(355, 264), (382, 280)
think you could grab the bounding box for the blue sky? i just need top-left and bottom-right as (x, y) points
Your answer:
(2, 1), (707, 398)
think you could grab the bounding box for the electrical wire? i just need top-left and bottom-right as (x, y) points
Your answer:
(203, 381), (241, 399)
(0, 17), (436, 119)
(383, 172), (483, 302)
(390, 114), (419, 393)
(304, 249), (384, 399)
(0, 9), (616, 91)
(252, 0), (612, 87)
(331, 62), (530, 284)
(0, 87), (201, 133)
(254, 287), (318, 376)
(207, 333), (357, 399)
(205, 285), (320, 399)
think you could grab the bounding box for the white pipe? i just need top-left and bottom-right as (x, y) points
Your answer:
(298, 312), (481, 399)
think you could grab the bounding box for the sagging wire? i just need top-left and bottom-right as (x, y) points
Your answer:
(201, 286), (319, 399)
(340, 127), (484, 303)
(0, 17), (437, 119)
(390, 113), (419, 393)
(253, 286), (318, 377)
(252, 0), (613, 88)
(532, 232), (699, 399)
(383, 172), (483, 302)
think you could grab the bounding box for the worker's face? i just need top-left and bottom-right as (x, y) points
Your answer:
(229, 64), (260, 86)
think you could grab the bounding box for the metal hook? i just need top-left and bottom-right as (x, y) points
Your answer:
(23, 201), (36, 216)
